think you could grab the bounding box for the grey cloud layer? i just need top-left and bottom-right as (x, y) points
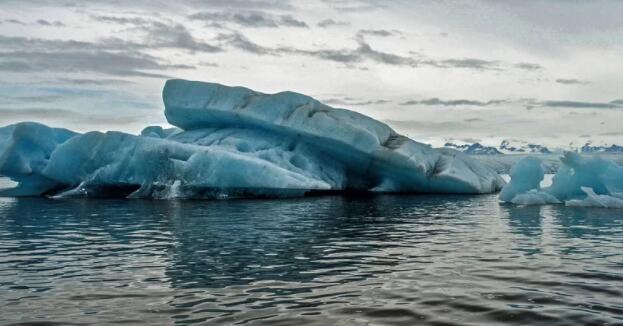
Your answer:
(216, 31), (513, 71)
(401, 98), (508, 107)
(1, 0), (618, 140)
(0, 107), (145, 125)
(320, 96), (391, 106)
(0, 5), (543, 84)
(400, 98), (623, 110)
(555, 78), (590, 85)
(540, 100), (622, 109)
(189, 11), (307, 28)
(0, 19), (221, 77)
(317, 19), (350, 27)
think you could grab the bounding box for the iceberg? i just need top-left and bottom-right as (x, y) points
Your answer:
(500, 152), (623, 208)
(0, 79), (504, 199)
(0, 122), (78, 196)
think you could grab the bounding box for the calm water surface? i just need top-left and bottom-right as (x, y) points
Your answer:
(0, 194), (622, 325)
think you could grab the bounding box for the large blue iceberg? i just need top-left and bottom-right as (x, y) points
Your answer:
(500, 152), (623, 208)
(0, 79), (504, 199)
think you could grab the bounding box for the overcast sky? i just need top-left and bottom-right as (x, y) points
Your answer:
(1, 0), (623, 148)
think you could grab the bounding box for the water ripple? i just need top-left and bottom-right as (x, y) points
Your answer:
(0, 195), (622, 325)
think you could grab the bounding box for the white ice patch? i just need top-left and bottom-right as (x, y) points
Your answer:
(565, 187), (623, 208)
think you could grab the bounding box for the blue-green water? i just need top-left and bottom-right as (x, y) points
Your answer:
(0, 194), (622, 325)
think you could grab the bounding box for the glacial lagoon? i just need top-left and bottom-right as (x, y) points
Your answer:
(1, 192), (621, 325)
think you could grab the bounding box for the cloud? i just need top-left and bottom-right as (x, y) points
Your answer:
(279, 15), (308, 27)
(598, 131), (623, 136)
(354, 41), (417, 66)
(555, 78), (590, 85)
(36, 19), (64, 27)
(0, 50), (184, 78)
(321, 97), (391, 106)
(186, 0), (293, 10)
(0, 61), (31, 72)
(383, 119), (474, 133)
(0, 26), (218, 78)
(3, 18), (64, 27)
(232, 12), (280, 27)
(401, 98), (508, 107)
(217, 31), (503, 70)
(436, 58), (500, 70)
(140, 21), (222, 52)
(4, 19), (26, 25)
(189, 11), (307, 28)
(0, 31), (218, 54)
(91, 15), (153, 25)
(0, 107), (76, 119)
(323, 0), (385, 12)
(216, 32), (275, 55)
(399, 97), (623, 110)
(0, 35), (95, 51)
(0, 107), (145, 126)
(0, 94), (64, 104)
(317, 19), (350, 28)
(515, 62), (542, 70)
(357, 29), (399, 37)
(55, 78), (135, 85)
(540, 100), (621, 109)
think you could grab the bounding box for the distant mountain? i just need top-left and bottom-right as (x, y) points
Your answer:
(445, 139), (623, 155)
(444, 142), (502, 155)
(444, 140), (548, 155)
(579, 143), (623, 153)
(499, 140), (551, 154)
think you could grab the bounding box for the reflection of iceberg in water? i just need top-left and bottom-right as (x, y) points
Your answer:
(2, 195), (622, 324)
(0, 79), (503, 199)
(162, 196), (407, 289)
(551, 206), (621, 240)
(501, 205), (544, 238)
(0, 197), (403, 289)
(0, 195), (485, 290)
(500, 201), (621, 258)
(498, 204), (547, 256)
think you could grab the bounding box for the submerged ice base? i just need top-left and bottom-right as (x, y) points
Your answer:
(500, 152), (623, 208)
(0, 79), (504, 199)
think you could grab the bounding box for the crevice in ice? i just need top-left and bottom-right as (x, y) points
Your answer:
(382, 133), (407, 150)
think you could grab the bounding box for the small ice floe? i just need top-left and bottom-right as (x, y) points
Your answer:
(500, 152), (623, 208)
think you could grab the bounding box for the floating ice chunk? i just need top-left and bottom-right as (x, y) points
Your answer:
(498, 156), (544, 202)
(546, 152), (619, 201)
(163, 79), (504, 194)
(42, 130), (339, 198)
(0, 79), (505, 199)
(565, 187), (623, 208)
(500, 152), (623, 208)
(0, 122), (77, 196)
